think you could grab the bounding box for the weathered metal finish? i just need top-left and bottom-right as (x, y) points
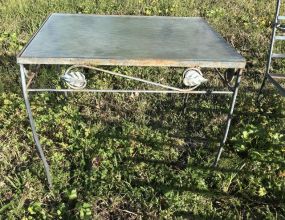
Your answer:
(27, 88), (234, 94)
(17, 14), (246, 68)
(17, 57), (246, 69)
(17, 14), (247, 187)
(20, 64), (52, 188)
(213, 69), (242, 166)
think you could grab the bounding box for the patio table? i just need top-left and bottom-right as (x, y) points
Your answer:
(17, 13), (246, 188)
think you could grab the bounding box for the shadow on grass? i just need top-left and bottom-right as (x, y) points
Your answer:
(122, 156), (252, 175)
(173, 211), (221, 219)
(129, 179), (284, 208)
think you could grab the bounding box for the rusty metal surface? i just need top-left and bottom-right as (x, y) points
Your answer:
(17, 13), (246, 68)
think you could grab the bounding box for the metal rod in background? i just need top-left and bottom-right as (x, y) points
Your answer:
(257, 76), (267, 103)
(213, 69), (243, 166)
(20, 64), (52, 189)
(257, 0), (281, 102)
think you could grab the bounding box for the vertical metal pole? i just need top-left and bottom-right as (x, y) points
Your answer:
(20, 64), (52, 188)
(213, 69), (243, 167)
(257, 0), (281, 102)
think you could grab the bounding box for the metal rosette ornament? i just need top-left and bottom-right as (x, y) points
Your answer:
(61, 70), (87, 89)
(182, 68), (207, 89)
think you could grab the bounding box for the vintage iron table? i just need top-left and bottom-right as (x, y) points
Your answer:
(17, 13), (246, 188)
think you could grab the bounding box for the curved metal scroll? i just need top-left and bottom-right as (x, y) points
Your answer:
(63, 65), (201, 92)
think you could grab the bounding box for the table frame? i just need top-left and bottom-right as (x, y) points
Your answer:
(18, 14), (246, 189)
(19, 63), (243, 188)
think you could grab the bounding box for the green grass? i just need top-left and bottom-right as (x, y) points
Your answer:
(1, 0), (285, 219)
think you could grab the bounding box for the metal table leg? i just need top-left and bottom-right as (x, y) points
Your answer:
(213, 69), (243, 166)
(20, 64), (52, 188)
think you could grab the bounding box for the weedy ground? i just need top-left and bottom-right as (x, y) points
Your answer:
(0, 0), (285, 219)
